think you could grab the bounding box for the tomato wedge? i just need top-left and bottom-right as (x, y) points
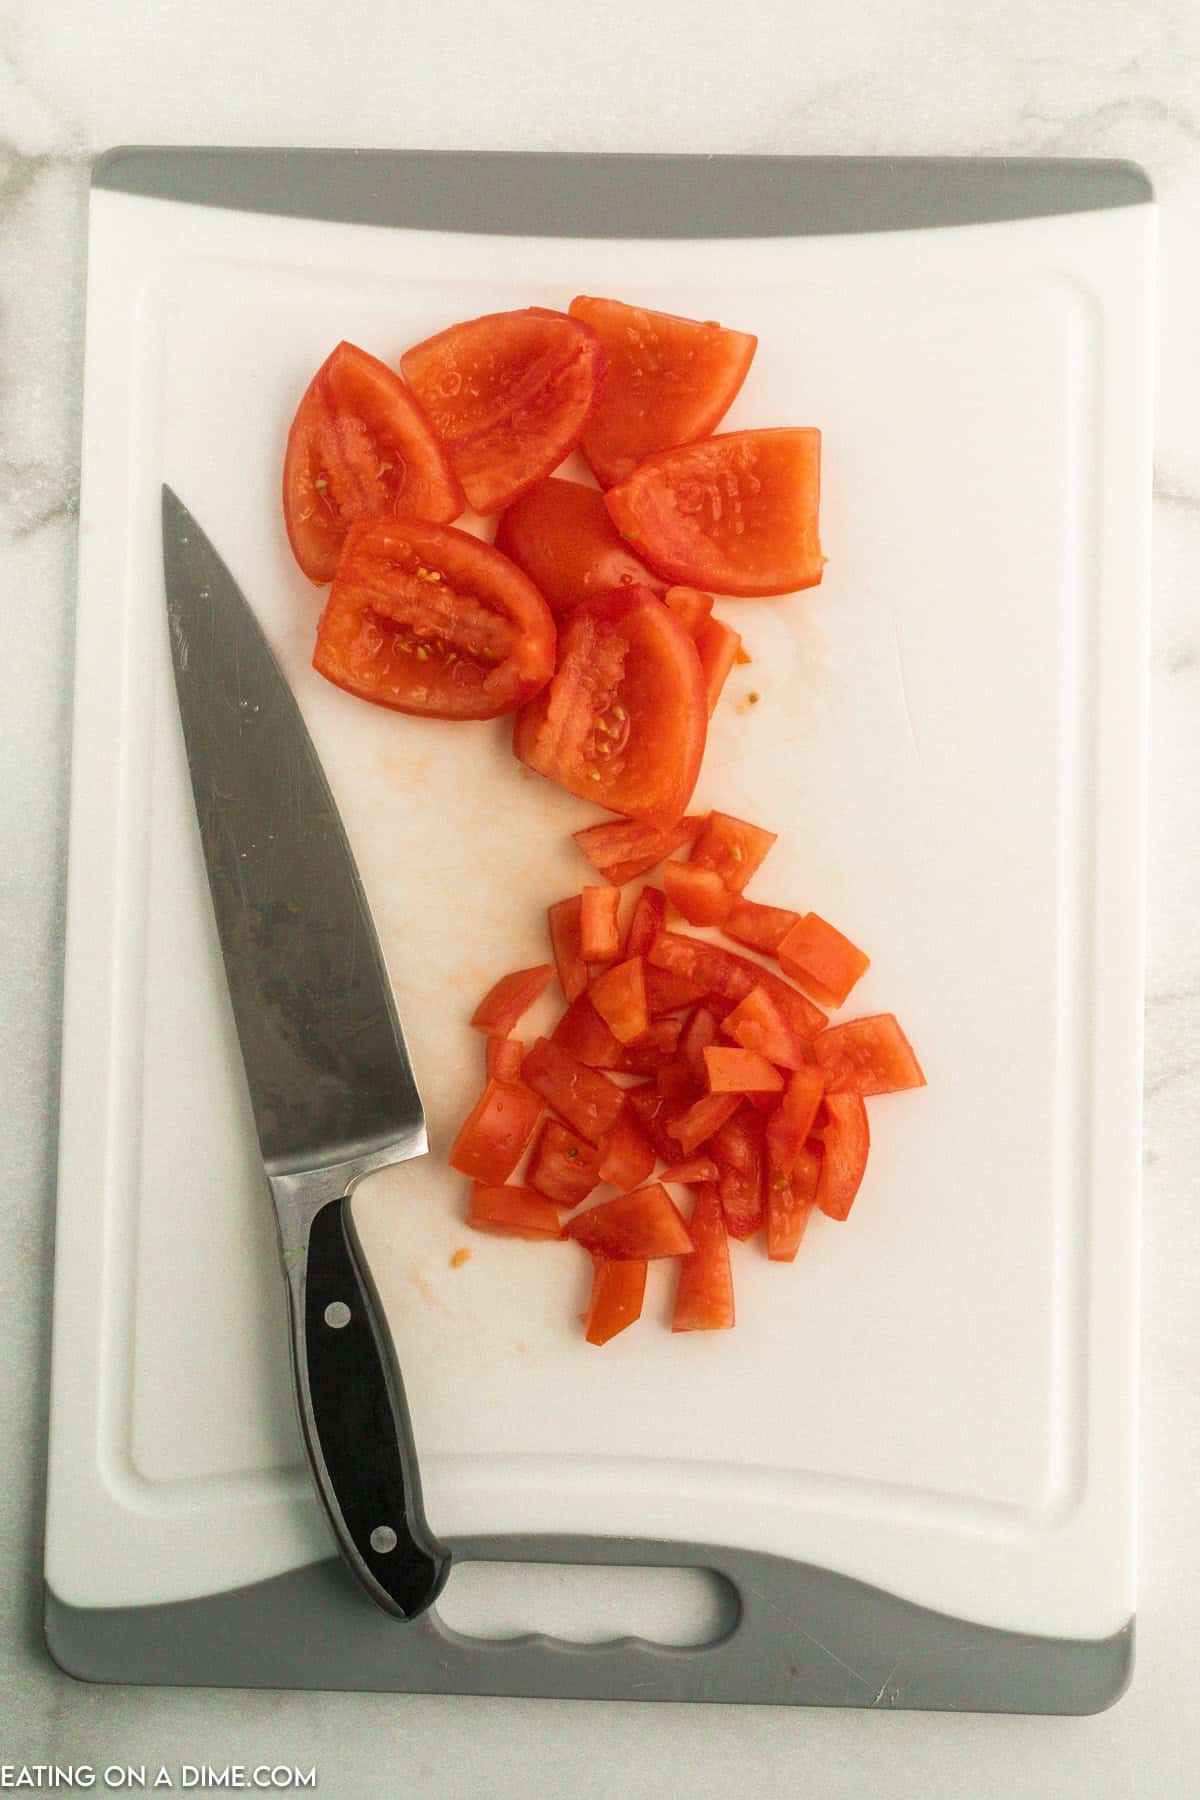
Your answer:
(648, 932), (827, 1039)
(605, 428), (823, 597)
(514, 586), (707, 827)
(569, 297), (757, 488)
(551, 994), (621, 1069)
(548, 896), (589, 1003)
(526, 1118), (604, 1208)
(579, 886), (622, 962)
(282, 340), (464, 584)
(812, 1015), (926, 1096)
(710, 1109), (765, 1240)
(449, 1080), (543, 1184)
(671, 1184), (735, 1331)
(585, 1259), (648, 1345)
(764, 1067), (826, 1178)
(778, 913), (870, 1010)
(486, 1036), (524, 1082)
(521, 1038), (624, 1143)
(723, 984), (809, 1071)
(470, 964), (553, 1036)
(722, 899), (801, 956)
(468, 1185), (562, 1240)
(573, 815), (704, 886)
(494, 477), (666, 619)
(598, 1108), (657, 1191)
(588, 956), (649, 1045)
(662, 862), (734, 926)
(564, 1183), (694, 1260)
(704, 1047), (783, 1095)
(400, 307), (607, 514)
(816, 1093), (871, 1220)
(625, 885), (667, 957)
(690, 812), (777, 895)
(667, 1091), (743, 1156)
(766, 1142), (821, 1262)
(314, 518), (555, 721)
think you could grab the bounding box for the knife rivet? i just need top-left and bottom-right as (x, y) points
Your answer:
(370, 1526), (398, 1555)
(323, 1301), (351, 1329)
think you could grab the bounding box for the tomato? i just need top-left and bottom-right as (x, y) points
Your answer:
(468, 1185), (562, 1240)
(723, 984), (809, 1071)
(722, 900), (801, 956)
(657, 1156), (719, 1187)
(573, 815), (703, 886)
(579, 886), (622, 962)
(400, 308), (607, 514)
(598, 1108), (657, 1192)
(486, 1036), (524, 1082)
(585, 1259), (648, 1345)
(695, 616), (741, 716)
(766, 1142), (821, 1262)
(648, 932), (827, 1039)
(513, 586), (707, 827)
(710, 1110), (765, 1241)
(690, 812), (777, 895)
(526, 1118), (604, 1208)
(667, 1091), (742, 1156)
(662, 862), (734, 926)
(764, 1067), (826, 1177)
(655, 1060), (700, 1105)
(671, 1184), (735, 1332)
(625, 885), (667, 958)
(605, 428), (823, 597)
(564, 1183), (694, 1260)
(624, 1082), (691, 1162)
(449, 1079), (543, 1183)
(494, 478), (666, 619)
(778, 913), (870, 1010)
(615, 1017), (681, 1074)
(812, 1015), (926, 1096)
(704, 1047), (783, 1094)
(816, 1093), (870, 1220)
(282, 340), (464, 584)
(521, 1038), (624, 1143)
(587, 956), (648, 1045)
(569, 297), (757, 488)
(470, 964), (553, 1036)
(551, 994), (621, 1069)
(663, 586), (714, 635)
(314, 518), (555, 721)
(679, 1005), (720, 1083)
(547, 896), (588, 1003)
(645, 966), (708, 1016)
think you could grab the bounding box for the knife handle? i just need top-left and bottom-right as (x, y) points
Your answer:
(288, 1194), (450, 1621)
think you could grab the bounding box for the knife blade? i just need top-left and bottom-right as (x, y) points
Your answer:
(162, 484), (449, 1620)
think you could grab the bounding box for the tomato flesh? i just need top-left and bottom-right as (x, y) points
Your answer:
(690, 811), (777, 895)
(704, 1046), (783, 1094)
(710, 1110), (765, 1240)
(588, 956), (649, 1045)
(662, 862), (734, 926)
(468, 1184), (562, 1240)
(664, 585), (715, 635)
(657, 1156), (719, 1187)
(564, 1182), (694, 1260)
(625, 885), (667, 957)
(495, 477), (666, 619)
(778, 913), (870, 1009)
(671, 1183), (735, 1331)
(598, 1108), (657, 1191)
(679, 1005), (720, 1083)
(486, 1036), (524, 1082)
(766, 1141), (821, 1261)
(579, 886), (622, 962)
(816, 1093), (871, 1220)
(812, 1015), (926, 1096)
(723, 984), (809, 1071)
(573, 815), (703, 886)
(449, 1079), (543, 1184)
(521, 1037), (624, 1143)
(722, 899), (801, 956)
(764, 1067), (826, 1178)
(547, 896), (589, 1003)
(624, 1082), (692, 1162)
(645, 966), (709, 1016)
(695, 617), (741, 716)
(667, 1091), (742, 1156)
(551, 994), (621, 1069)
(526, 1118), (604, 1208)
(585, 1259), (648, 1345)
(614, 1016), (682, 1074)
(648, 931), (827, 1039)
(470, 964), (553, 1036)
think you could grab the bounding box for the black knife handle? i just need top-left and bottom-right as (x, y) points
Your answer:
(290, 1195), (450, 1620)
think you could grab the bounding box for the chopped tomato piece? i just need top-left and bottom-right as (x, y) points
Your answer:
(812, 1015), (926, 1096)
(723, 984), (809, 1071)
(521, 1038), (624, 1144)
(656, 1059), (700, 1104)
(624, 1082), (691, 1162)
(526, 1118), (604, 1208)
(667, 1091), (743, 1156)
(645, 965), (709, 1016)
(449, 1080), (543, 1184)
(695, 617), (741, 717)
(314, 518), (556, 721)
(400, 307), (607, 514)
(551, 994), (621, 1069)
(625, 885), (667, 957)
(470, 964), (553, 1036)
(658, 1156), (719, 1186)
(816, 1094), (870, 1220)
(564, 1182), (694, 1260)
(588, 955), (649, 1045)
(547, 896), (589, 1003)
(468, 1184), (562, 1240)
(689, 812), (777, 895)
(766, 1142), (822, 1261)
(722, 899), (801, 956)
(664, 585), (715, 635)
(663, 862), (734, 926)
(710, 1109), (765, 1240)
(584, 1258), (648, 1345)
(648, 932), (827, 1038)
(778, 913), (870, 1009)
(572, 816), (704, 887)
(579, 886), (622, 962)
(494, 478), (667, 620)
(598, 1107), (657, 1191)
(486, 1036), (524, 1082)
(569, 297), (757, 488)
(513, 586), (707, 827)
(671, 1184), (735, 1331)
(764, 1067), (825, 1178)
(615, 1017), (683, 1074)
(679, 1005), (720, 1083)
(704, 1046), (784, 1094)
(282, 340), (464, 584)
(604, 428), (823, 597)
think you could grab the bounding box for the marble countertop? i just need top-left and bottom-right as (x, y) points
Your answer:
(2, 1), (1197, 1793)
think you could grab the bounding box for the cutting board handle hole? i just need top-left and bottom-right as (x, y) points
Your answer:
(435, 1560), (738, 1647)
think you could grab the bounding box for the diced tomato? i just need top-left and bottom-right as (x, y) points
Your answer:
(486, 1036), (524, 1082)
(521, 1038), (624, 1143)
(572, 816), (704, 887)
(625, 885), (667, 957)
(551, 994), (622, 1068)
(648, 932), (827, 1038)
(449, 1080), (543, 1184)
(689, 812), (777, 895)
(624, 1082), (691, 1162)
(584, 1258), (648, 1345)
(662, 862), (734, 926)
(664, 586), (715, 635)
(777, 913), (870, 1009)
(667, 1091), (743, 1155)
(569, 297), (757, 488)
(588, 955), (648, 1044)
(766, 1142), (821, 1262)
(816, 1093), (870, 1221)
(735, 645), (752, 666)
(723, 984), (808, 1071)
(579, 886), (622, 962)
(604, 428), (823, 597)
(645, 966), (709, 1016)
(547, 896), (589, 1003)
(282, 340), (464, 584)
(470, 964), (553, 1036)
(695, 617), (741, 717)
(598, 1107), (657, 1191)
(812, 1014), (926, 1096)
(704, 1046), (784, 1094)
(564, 1182), (694, 1260)
(656, 1059), (700, 1104)
(400, 307), (607, 514)
(764, 1066), (825, 1178)
(494, 477), (667, 620)
(468, 1184), (562, 1240)
(679, 1005), (720, 1083)
(512, 586), (707, 827)
(658, 1156), (719, 1186)
(671, 1184), (735, 1331)
(722, 899), (801, 956)
(615, 1017), (683, 1074)
(314, 518), (556, 721)
(526, 1118), (604, 1208)
(710, 1109), (765, 1240)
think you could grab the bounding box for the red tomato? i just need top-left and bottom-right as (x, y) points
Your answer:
(584, 1259), (648, 1346)
(778, 913), (870, 1010)
(723, 984), (809, 1071)
(764, 1067), (826, 1178)
(579, 887), (622, 962)
(816, 1093), (870, 1220)
(486, 1036), (524, 1082)
(704, 1046), (783, 1094)
(614, 1017), (683, 1074)
(645, 966), (709, 1017)
(812, 1015), (926, 1096)
(648, 932), (827, 1039)
(400, 308), (606, 514)
(314, 518), (555, 721)
(695, 617), (741, 716)
(573, 815), (704, 886)
(569, 297), (757, 488)
(468, 1185), (562, 1240)
(598, 1108), (657, 1192)
(656, 1060), (700, 1105)
(494, 478), (666, 619)
(671, 1184), (735, 1332)
(588, 956), (648, 1045)
(521, 1038), (624, 1144)
(449, 1080), (543, 1184)
(605, 428), (823, 597)
(564, 1183), (694, 1260)
(710, 1110), (765, 1241)
(667, 1091), (743, 1156)
(690, 812), (777, 895)
(657, 1156), (719, 1187)
(722, 900), (801, 956)
(526, 1118), (604, 1208)
(662, 862), (734, 926)
(624, 885), (667, 957)
(624, 1082), (692, 1162)
(663, 586), (715, 635)
(282, 340), (464, 584)
(766, 1141), (821, 1262)
(547, 896), (588, 1003)
(513, 586), (707, 827)
(470, 964), (553, 1036)
(679, 1005), (720, 1083)
(551, 994), (621, 1069)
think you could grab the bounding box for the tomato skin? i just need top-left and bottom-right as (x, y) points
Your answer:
(645, 966), (708, 1017)
(710, 1110), (765, 1240)
(667, 1091), (743, 1156)
(812, 1015), (926, 1096)
(564, 1182), (694, 1260)
(648, 932), (827, 1040)
(679, 1005), (720, 1083)
(551, 994), (622, 1069)
(723, 984), (809, 1071)
(690, 812), (777, 895)
(585, 1259), (648, 1345)
(579, 887), (622, 962)
(605, 428), (823, 597)
(625, 885), (667, 958)
(495, 478), (666, 619)
(662, 862), (734, 926)
(722, 900), (801, 957)
(521, 1037), (625, 1144)
(547, 896), (589, 1003)
(314, 518), (556, 721)
(766, 1141), (821, 1261)
(512, 586), (707, 828)
(671, 1183), (735, 1331)
(657, 1156), (719, 1187)
(816, 1093), (871, 1220)
(468, 1184), (562, 1240)
(664, 586), (714, 635)
(704, 1047), (783, 1094)
(695, 617), (741, 716)
(486, 1036), (524, 1082)
(449, 1080), (543, 1184)
(470, 964), (553, 1036)
(527, 1118), (604, 1208)
(282, 340), (464, 584)
(573, 816), (704, 886)
(400, 308), (607, 514)
(778, 913), (870, 1010)
(764, 1067), (826, 1178)
(598, 1108), (657, 1191)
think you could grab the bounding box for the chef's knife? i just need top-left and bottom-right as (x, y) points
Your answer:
(161, 485), (449, 1621)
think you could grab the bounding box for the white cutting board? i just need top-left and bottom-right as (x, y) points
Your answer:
(48, 162), (1151, 1652)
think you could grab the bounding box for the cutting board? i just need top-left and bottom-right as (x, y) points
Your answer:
(45, 151), (1153, 1710)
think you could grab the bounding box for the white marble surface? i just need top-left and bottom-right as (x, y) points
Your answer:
(2, 0), (1198, 1792)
